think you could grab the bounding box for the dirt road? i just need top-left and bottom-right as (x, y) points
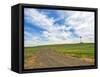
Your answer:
(32, 48), (94, 68)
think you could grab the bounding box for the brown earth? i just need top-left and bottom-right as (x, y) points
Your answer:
(24, 48), (94, 69)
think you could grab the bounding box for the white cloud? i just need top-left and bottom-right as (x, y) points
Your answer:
(24, 34), (44, 47)
(61, 11), (94, 43)
(24, 8), (95, 47)
(24, 9), (55, 32)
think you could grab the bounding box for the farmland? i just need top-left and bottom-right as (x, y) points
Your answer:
(24, 43), (95, 69)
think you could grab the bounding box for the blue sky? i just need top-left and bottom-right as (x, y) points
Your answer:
(24, 8), (94, 47)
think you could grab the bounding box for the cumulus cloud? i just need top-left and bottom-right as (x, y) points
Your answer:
(24, 9), (55, 32)
(24, 8), (94, 47)
(64, 11), (94, 42)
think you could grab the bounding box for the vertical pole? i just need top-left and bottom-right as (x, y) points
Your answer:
(80, 36), (82, 43)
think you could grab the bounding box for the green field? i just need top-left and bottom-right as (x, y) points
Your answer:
(49, 43), (95, 59)
(25, 43), (94, 60)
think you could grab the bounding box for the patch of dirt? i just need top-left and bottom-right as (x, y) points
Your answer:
(81, 58), (94, 63)
(24, 54), (38, 69)
(36, 48), (94, 68)
(64, 53), (94, 63)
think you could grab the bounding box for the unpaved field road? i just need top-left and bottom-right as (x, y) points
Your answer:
(32, 48), (94, 68)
